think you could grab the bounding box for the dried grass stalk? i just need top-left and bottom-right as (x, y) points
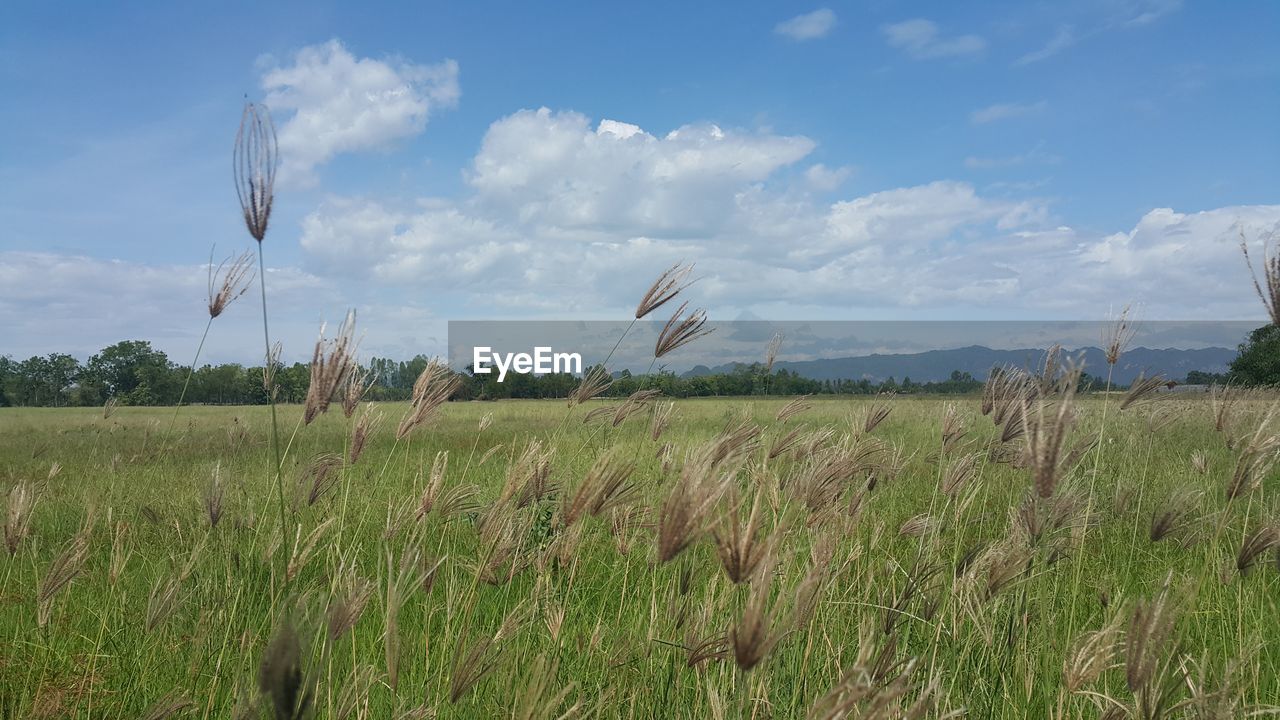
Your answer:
(636, 262), (695, 319)
(207, 248), (255, 319)
(234, 102), (278, 243)
(1240, 233), (1279, 326)
(397, 360), (461, 439)
(303, 310), (360, 425)
(654, 301), (713, 359)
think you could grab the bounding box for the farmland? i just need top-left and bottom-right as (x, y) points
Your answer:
(2, 390), (1278, 718)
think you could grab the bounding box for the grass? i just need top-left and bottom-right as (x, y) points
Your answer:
(1, 393), (1278, 718)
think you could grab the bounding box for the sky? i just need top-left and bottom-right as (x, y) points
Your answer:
(1, 0), (1277, 365)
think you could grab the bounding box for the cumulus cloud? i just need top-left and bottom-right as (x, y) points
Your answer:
(882, 19), (986, 60)
(774, 9), (837, 41)
(262, 39), (459, 187)
(294, 110), (1280, 322)
(466, 108), (815, 236)
(970, 100), (1048, 125)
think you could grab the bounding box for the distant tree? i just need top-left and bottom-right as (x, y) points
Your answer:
(84, 340), (177, 404)
(1229, 325), (1280, 386)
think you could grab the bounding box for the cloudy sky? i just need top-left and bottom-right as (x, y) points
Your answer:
(1, 0), (1277, 365)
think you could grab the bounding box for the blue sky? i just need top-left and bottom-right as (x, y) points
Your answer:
(1, 0), (1277, 363)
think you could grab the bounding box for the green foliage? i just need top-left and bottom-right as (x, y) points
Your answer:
(1229, 324), (1280, 387)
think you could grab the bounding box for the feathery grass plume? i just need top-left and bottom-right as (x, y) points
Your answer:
(1235, 524), (1279, 575)
(897, 513), (935, 538)
(348, 404), (383, 465)
(687, 632), (731, 668)
(1209, 384), (1237, 436)
(499, 439), (556, 507)
(140, 692), (196, 720)
(237, 102), (286, 542)
(1036, 344), (1064, 394)
(1022, 360), (1083, 499)
(258, 619), (312, 720)
(1149, 486), (1201, 543)
(940, 451), (981, 497)
(450, 604), (525, 702)
(36, 509), (94, 627)
(205, 462), (225, 528)
(1121, 372), (1166, 411)
(764, 332), (783, 372)
(1063, 610), (1125, 693)
(562, 449), (637, 526)
(568, 364), (613, 407)
(340, 363), (376, 419)
(1103, 303), (1139, 365)
(650, 400), (676, 440)
(327, 575), (374, 642)
(776, 395), (813, 423)
(4, 478), (36, 554)
(1240, 231), (1279, 326)
(787, 442), (879, 513)
(655, 301), (713, 359)
(731, 554), (788, 671)
(286, 518), (335, 581)
(1189, 450), (1209, 475)
(1225, 406), (1280, 499)
(396, 359), (460, 439)
(635, 261), (695, 319)
(303, 310), (360, 425)
(145, 537), (204, 632)
(613, 388), (663, 427)
(656, 430), (750, 563)
(711, 487), (776, 583)
(296, 453), (344, 508)
(983, 365), (1039, 426)
(103, 397), (118, 419)
(860, 402), (892, 434)
(415, 450), (449, 519)
(235, 102), (278, 243)
(939, 402), (967, 456)
(962, 536), (1031, 603)
(768, 426), (805, 460)
(581, 406), (614, 424)
(207, 248), (256, 319)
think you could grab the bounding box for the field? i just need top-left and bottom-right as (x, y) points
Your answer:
(1, 390), (1278, 718)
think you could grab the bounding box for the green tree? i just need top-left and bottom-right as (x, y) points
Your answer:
(1229, 325), (1280, 386)
(85, 341), (178, 404)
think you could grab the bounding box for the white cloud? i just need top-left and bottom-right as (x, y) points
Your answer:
(805, 163), (852, 191)
(1015, 26), (1076, 65)
(882, 19), (986, 60)
(970, 100), (1048, 125)
(466, 108), (815, 235)
(775, 9), (837, 41)
(0, 251), (337, 362)
(261, 39), (460, 187)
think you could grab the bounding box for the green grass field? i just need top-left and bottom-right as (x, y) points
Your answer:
(1, 392), (1278, 718)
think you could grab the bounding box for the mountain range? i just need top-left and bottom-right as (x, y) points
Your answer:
(681, 345), (1237, 385)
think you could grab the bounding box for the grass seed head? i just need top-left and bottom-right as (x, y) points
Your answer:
(234, 102), (278, 243)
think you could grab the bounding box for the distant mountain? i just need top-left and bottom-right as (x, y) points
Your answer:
(680, 345), (1236, 385)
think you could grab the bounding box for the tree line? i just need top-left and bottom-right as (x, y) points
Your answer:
(2, 325), (1276, 407)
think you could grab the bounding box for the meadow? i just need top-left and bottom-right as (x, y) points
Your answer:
(2, 386), (1278, 718)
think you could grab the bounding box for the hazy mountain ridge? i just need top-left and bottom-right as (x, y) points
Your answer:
(682, 345), (1237, 385)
